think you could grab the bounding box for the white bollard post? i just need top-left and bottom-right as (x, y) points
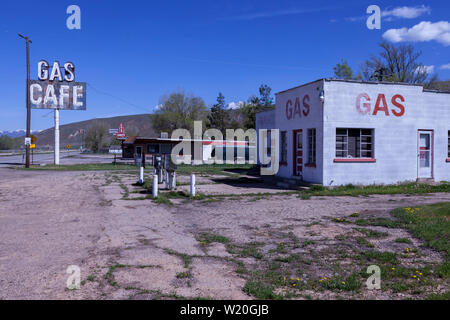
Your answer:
(139, 166), (144, 184)
(152, 174), (158, 198)
(190, 173), (196, 197)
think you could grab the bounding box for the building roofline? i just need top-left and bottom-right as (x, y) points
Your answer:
(275, 79), (324, 95)
(255, 108), (276, 115)
(423, 89), (450, 94)
(276, 78), (450, 95)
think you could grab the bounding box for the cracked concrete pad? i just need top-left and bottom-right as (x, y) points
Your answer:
(118, 246), (180, 267)
(295, 223), (351, 239)
(203, 242), (233, 258)
(177, 257), (250, 300)
(114, 263), (185, 293)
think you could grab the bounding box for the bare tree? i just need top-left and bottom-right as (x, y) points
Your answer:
(360, 41), (434, 84)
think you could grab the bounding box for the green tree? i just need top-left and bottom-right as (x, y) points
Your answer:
(85, 122), (107, 153)
(151, 90), (208, 133)
(208, 92), (229, 133)
(333, 59), (361, 80)
(243, 84), (275, 129)
(0, 135), (18, 150)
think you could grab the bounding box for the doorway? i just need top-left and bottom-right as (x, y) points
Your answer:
(417, 130), (433, 179)
(293, 129), (303, 176)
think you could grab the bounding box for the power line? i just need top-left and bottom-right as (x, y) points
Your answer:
(86, 82), (152, 113)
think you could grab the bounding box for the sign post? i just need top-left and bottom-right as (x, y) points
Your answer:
(55, 108), (60, 164)
(18, 34), (32, 168)
(30, 135), (36, 164)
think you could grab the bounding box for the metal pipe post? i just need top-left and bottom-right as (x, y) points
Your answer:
(54, 108), (60, 165)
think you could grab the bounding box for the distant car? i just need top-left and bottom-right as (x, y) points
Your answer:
(82, 149), (90, 154)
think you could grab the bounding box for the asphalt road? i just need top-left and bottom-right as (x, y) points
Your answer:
(0, 151), (117, 167)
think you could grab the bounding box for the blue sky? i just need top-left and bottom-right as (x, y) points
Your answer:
(1, 0), (449, 131)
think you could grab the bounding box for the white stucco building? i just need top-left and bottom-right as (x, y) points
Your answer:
(256, 79), (450, 186)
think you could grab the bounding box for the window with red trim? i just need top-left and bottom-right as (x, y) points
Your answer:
(336, 128), (373, 159)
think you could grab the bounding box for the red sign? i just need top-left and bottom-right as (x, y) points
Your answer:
(116, 123), (126, 139)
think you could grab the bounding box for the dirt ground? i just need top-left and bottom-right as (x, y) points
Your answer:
(0, 168), (449, 300)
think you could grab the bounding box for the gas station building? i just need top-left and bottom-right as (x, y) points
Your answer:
(256, 79), (450, 186)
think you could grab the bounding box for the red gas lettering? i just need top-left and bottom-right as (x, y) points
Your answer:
(302, 95), (310, 116)
(373, 94), (390, 116)
(391, 94), (405, 117)
(356, 93), (371, 115)
(294, 97), (302, 118)
(286, 100), (293, 120)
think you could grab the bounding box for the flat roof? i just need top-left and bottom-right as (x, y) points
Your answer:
(275, 78), (450, 95)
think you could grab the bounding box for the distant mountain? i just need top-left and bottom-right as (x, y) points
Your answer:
(0, 129), (42, 138)
(30, 114), (156, 149)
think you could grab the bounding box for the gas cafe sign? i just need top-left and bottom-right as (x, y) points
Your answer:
(29, 60), (86, 110)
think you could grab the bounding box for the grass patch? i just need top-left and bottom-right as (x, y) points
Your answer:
(427, 291), (450, 300)
(176, 271), (191, 279)
(362, 251), (399, 264)
(302, 240), (316, 248)
(356, 237), (374, 248)
(354, 218), (403, 228)
(300, 182), (449, 197)
(196, 232), (230, 245)
(318, 273), (361, 292)
(355, 228), (389, 238)
(395, 237), (412, 244)
(391, 203), (450, 260)
(243, 280), (281, 300)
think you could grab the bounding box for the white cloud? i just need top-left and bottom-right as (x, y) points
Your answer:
(382, 5), (431, 19)
(415, 65), (435, 74)
(227, 101), (244, 110)
(227, 7), (335, 21)
(344, 5), (430, 23)
(383, 21), (450, 46)
(440, 63), (450, 70)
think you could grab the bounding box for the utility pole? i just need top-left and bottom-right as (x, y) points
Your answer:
(19, 34), (32, 168)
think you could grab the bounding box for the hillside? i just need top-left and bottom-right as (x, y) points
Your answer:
(34, 114), (156, 148)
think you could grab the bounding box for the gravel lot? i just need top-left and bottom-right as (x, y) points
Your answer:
(0, 167), (448, 299)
